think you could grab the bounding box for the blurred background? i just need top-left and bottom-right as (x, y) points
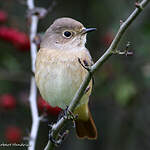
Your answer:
(0, 0), (150, 150)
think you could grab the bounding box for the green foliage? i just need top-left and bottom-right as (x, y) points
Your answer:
(114, 78), (137, 106)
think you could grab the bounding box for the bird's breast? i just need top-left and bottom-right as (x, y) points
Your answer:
(35, 48), (92, 109)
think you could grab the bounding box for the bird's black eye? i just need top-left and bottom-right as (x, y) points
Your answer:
(63, 31), (72, 38)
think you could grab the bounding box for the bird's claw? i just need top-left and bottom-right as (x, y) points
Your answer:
(63, 106), (78, 121)
(48, 129), (69, 147)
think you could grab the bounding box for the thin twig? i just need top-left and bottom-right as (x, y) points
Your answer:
(44, 0), (150, 150)
(27, 0), (40, 150)
(28, 77), (39, 150)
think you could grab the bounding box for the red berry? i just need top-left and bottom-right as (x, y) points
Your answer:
(0, 26), (12, 41)
(0, 94), (16, 110)
(101, 32), (114, 46)
(38, 96), (62, 116)
(0, 26), (30, 51)
(5, 126), (22, 143)
(0, 10), (8, 23)
(12, 31), (30, 51)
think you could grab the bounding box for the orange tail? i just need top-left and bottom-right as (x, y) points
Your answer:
(75, 111), (97, 139)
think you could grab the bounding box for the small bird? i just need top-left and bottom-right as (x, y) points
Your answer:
(35, 17), (97, 139)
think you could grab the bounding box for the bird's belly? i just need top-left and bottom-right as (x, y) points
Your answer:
(36, 62), (89, 109)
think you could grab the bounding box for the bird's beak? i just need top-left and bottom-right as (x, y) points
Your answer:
(82, 28), (96, 34)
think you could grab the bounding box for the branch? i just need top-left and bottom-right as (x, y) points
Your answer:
(27, 0), (40, 150)
(44, 0), (150, 149)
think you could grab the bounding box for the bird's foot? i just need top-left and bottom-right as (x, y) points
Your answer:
(62, 106), (78, 128)
(63, 106), (78, 120)
(48, 124), (69, 147)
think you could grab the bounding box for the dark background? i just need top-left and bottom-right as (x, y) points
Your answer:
(0, 0), (150, 150)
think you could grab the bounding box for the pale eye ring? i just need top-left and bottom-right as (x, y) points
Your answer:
(63, 31), (72, 38)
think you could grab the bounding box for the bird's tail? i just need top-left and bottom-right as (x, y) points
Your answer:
(75, 109), (97, 139)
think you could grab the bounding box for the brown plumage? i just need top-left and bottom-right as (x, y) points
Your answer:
(74, 103), (97, 139)
(75, 114), (97, 139)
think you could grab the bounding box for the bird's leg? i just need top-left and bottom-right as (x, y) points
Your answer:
(48, 124), (69, 146)
(61, 105), (78, 128)
(47, 105), (77, 146)
(63, 105), (78, 120)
